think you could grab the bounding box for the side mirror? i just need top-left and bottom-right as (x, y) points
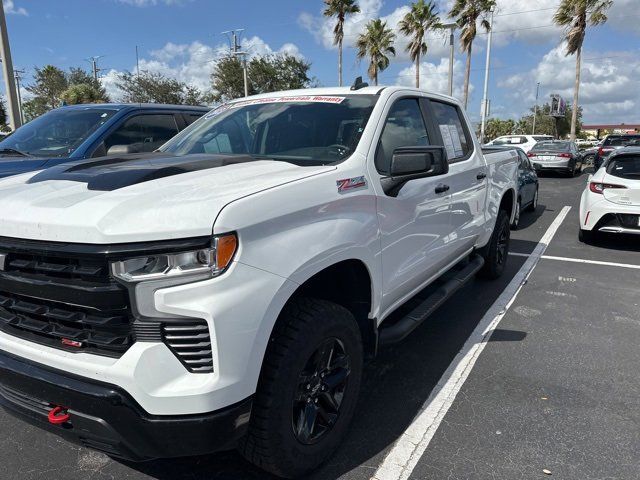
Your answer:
(107, 144), (140, 156)
(382, 146), (448, 196)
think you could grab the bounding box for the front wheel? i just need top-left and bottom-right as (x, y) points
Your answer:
(239, 298), (363, 478)
(479, 209), (510, 279)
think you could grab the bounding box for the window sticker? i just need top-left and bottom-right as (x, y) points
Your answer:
(448, 124), (464, 157)
(206, 95), (346, 118)
(439, 124), (456, 160)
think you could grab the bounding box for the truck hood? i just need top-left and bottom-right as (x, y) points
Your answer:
(0, 153), (335, 243)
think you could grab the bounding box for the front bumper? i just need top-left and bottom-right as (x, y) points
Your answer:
(0, 348), (252, 460)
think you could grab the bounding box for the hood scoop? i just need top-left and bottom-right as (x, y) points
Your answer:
(27, 152), (259, 191)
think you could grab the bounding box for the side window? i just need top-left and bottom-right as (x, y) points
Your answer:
(104, 114), (179, 153)
(375, 98), (429, 174)
(430, 101), (472, 162)
(184, 113), (204, 127)
(517, 151), (530, 169)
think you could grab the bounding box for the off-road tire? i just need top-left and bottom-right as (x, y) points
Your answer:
(479, 209), (510, 279)
(239, 297), (363, 478)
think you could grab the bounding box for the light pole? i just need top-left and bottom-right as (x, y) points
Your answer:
(532, 82), (540, 134)
(0, 2), (21, 130)
(479, 8), (495, 144)
(441, 22), (457, 97)
(222, 29), (249, 98)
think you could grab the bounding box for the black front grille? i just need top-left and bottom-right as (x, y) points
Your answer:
(0, 238), (134, 357)
(0, 236), (215, 371)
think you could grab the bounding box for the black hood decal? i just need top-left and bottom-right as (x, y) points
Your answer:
(27, 153), (260, 191)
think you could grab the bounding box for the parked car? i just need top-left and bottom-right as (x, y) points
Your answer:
(484, 134), (553, 153)
(484, 145), (539, 229)
(581, 140), (603, 168)
(527, 140), (583, 176)
(0, 86), (518, 478)
(579, 147), (640, 242)
(593, 134), (640, 171)
(0, 103), (209, 178)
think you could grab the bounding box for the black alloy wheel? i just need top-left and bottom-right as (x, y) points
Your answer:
(292, 337), (351, 444)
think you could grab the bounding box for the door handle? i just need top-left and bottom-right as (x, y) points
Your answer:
(476, 172), (487, 180)
(435, 184), (450, 194)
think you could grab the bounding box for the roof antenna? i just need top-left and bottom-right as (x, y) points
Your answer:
(350, 76), (369, 91)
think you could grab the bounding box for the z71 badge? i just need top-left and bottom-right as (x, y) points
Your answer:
(337, 176), (367, 192)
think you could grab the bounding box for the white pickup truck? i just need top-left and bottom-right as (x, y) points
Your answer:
(0, 85), (517, 478)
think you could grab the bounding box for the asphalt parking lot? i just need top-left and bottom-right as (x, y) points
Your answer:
(2, 171), (639, 480)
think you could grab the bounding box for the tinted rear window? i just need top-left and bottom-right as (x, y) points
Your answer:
(606, 154), (640, 179)
(531, 141), (570, 152)
(603, 135), (640, 147)
(533, 136), (553, 141)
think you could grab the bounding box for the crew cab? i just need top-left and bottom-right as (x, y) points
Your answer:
(0, 86), (517, 478)
(0, 103), (209, 178)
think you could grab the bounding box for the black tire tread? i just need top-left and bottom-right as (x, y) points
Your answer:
(238, 297), (362, 478)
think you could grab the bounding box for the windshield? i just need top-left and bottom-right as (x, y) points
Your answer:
(606, 154), (640, 179)
(492, 137), (523, 145)
(0, 107), (117, 158)
(531, 141), (570, 152)
(161, 95), (378, 165)
(604, 135), (640, 147)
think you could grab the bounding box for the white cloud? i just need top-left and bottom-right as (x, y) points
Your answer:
(3, 0), (27, 15)
(499, 43), (640, 123)
(394, 58), (470, 102)
(100, 37), (303, 101)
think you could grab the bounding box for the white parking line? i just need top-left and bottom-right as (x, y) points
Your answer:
(371, 206), (572, 480)
(508, 252), (640, 270)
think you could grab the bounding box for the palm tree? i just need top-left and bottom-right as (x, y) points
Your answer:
(449, 0), (495, 108)
(554, 0), (612, 140)
(356, 19), (396, 86)
(323, 0), (361, 87)
(398, 0), (442, 89)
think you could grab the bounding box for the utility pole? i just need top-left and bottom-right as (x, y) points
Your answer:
(135, 46), (140, 78)
(13, 68), (24, 124)
(442, 23), (457, 97)
(479, 8), (495, 144)
(222, 29), (248, 97)
(86, 55), (104, 82)
(532, 82), (540, 135)
(0, 2), (21, 130)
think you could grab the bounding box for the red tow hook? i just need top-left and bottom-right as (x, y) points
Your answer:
(48, 406), (70, 425)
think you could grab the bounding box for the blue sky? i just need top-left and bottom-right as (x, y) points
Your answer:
(3, 0), (639, 124)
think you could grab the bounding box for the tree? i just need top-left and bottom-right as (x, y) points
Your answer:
(398, 0), (441, 89)
(449, 0), (495, 108)
(116, 71), (205, 105)
(519, 102), (583, 138)
(210, 53), (312, 102)
(554, 0), (611, 141)
(356, 19), (396, 86)
(484, 118), (517, 141)
(26, 65), (68, 110)
(323, 0), (360, 87)
(0, 98), (7, 130)
(61, 83), (109, 105)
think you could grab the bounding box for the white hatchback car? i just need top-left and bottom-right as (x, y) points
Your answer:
(579, 147), (640, 242)
(485, 134), (553, 153)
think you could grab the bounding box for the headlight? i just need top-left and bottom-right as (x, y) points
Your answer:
(111, 233), (237, 283)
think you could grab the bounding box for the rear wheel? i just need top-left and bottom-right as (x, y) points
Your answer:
(578, 228), (596, 243)
(239, 298), (363, 478)
(479, 209), (510, 279)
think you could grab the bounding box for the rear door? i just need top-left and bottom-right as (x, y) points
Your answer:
(426, 98), (487, 258)
(374, 95), (454, 315)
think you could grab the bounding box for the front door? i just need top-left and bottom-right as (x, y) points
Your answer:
(373, 96), (454, 317)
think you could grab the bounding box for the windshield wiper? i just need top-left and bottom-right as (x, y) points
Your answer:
(0, 148), (29, 157)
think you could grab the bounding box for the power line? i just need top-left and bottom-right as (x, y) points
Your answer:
(85, 55), (105, 81)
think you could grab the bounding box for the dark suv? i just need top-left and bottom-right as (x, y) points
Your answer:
(594, 134), (640, 171)
(0, 103), (210, 178)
